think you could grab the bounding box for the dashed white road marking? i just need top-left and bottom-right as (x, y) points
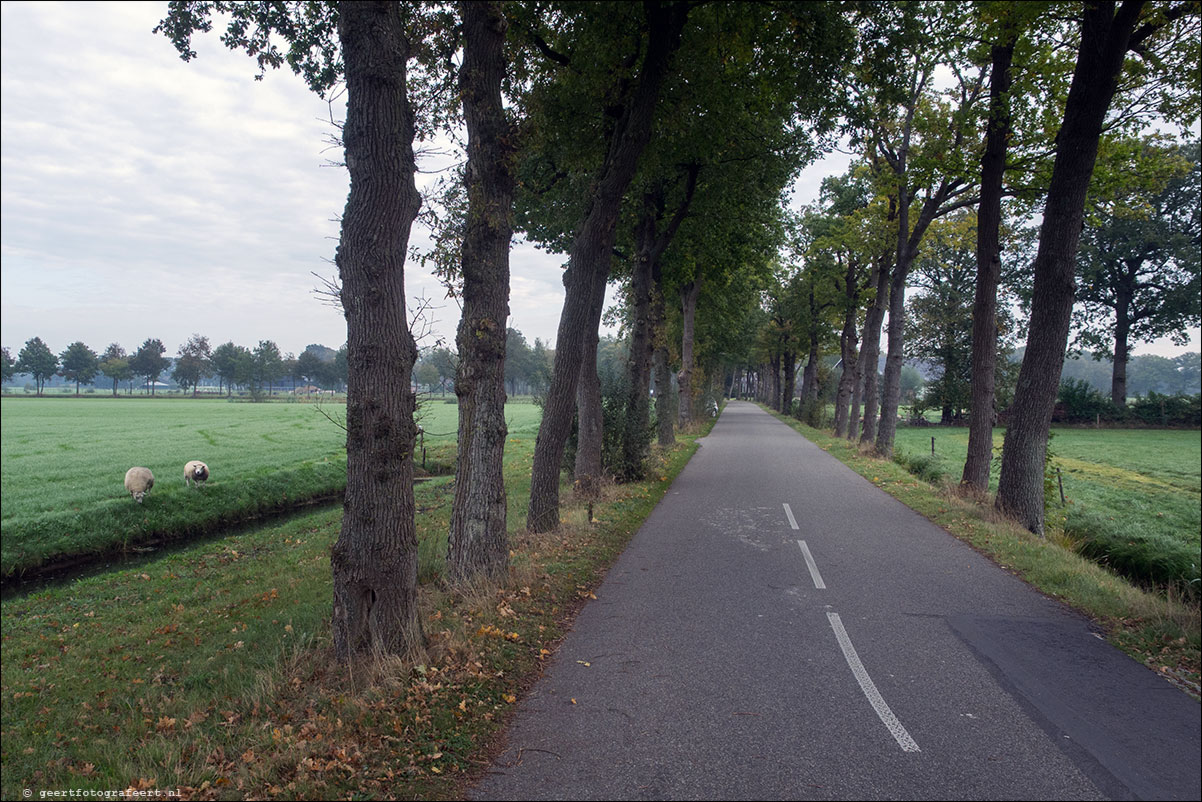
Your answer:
(827, 612), (921, 753)
(782, 503), (799, 530)
(796, 540), (826, 589)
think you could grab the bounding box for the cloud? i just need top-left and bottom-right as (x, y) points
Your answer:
(4, 2), (1195, 363)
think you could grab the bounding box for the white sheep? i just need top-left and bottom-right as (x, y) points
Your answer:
(124, 467), (154, 503)
(184, 460), (209, 488)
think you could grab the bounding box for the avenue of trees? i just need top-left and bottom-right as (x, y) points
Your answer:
(147, 0), (1198, 659)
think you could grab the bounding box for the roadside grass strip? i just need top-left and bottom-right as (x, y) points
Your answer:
(889, 425), (1201, 593)
(0, 416), (711, 800)
(764, 407), (1200, 699)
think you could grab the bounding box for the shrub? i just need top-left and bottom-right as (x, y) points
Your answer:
(1055, 378), (1116, 423)
(892, 450), (948, 484)
(796, 397), (826, 428)
(1127, 392), (1201, 427)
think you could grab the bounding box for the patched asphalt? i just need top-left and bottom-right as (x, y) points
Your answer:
(469, 402), (1200, 801)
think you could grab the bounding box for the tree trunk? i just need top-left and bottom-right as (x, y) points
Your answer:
(330, 1), (423, 659)
(802, 330), (820, 407)
(677, 278), (700, 425)
(858, 252), (891, 446)
(877, 187), (949, 457)
(875, 265), (910, 456)
(781, 350), (797, 416)
(834, 272), (860, 438)
(622, 168), (697, 479)
(575, 306), (604, 497)
(621, 199), (657, 482)
(1111, 283), (1133, 406)
(766, 352), (780, 411)
(653, 341), (674, 446)
(447, 0), (514, 585)
(997, 0), (1142, 534)
(527, 2), (688, 532)
(962, 36), (1015, 493)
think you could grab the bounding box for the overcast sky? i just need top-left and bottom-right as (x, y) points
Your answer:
(2, 2), (1196, 363)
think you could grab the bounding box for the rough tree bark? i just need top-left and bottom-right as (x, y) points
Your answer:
(652, 308), (675, 446)
(857, 250), (891, 446)
(676, 277), (701, 426)
(996, 0), (1146, 533)
(330, 1), (424, 660)
(876, 187), (961, 457)
(961, 36), (1015, 493)
(620, 168), (698, 480)
(1111, 284), (1133, 405)
(782, 350), (797, 415)
(800, 287), (823, 412)
(620, 194), (660, 481)
(527, 2), (689, 532)
(833, 256), (862, 438)
(574, 303), (604, 497)
(447, 0), (514, 585)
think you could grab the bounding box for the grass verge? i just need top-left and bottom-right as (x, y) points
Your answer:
(0, 420), (712, 800)
(764, 407), (1200, 700)
(890, 425), (1201, 596)
(1, 456), (347, 581)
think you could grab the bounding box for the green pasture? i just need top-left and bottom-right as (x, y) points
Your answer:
(893, 425), (1202, 591)
(0, 401), (702, 799)
(0, 397), (542, 579)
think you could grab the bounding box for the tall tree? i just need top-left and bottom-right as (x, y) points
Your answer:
(855, 209), (896, 446)
(159, 0), (427, 657)
(906, 212), (1017, 423)
(617, 166), (698, 481)
(328, 2), (425, 656)
(523, 1), (690, 532)
(962, 3), (1022, 492)
(1074, 137), (1201, 405)
(428, 347), (457, 396)
(173, 333), (212, 396)
(210, 341), (243, 396)
(130, 338), (168, 395)
(16, 337), (58, 395)
(1, 346), (15, 384)
(252, 339), (284, 398)
(59, 341), (99, 395)
(99, 343), (132, 396)
(996, 0), (1199, 533)
(296, 347), (326, 389)
(868, 2), (985, 458)
(806, 172), (880, 439)
(447, 0), (516, 585)
(504, 328), (534, 396)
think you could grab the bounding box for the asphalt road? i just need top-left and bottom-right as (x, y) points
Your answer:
(470, 401), (1200, 801)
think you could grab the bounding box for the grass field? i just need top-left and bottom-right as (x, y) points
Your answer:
(890, 425), (1201, 592)
(0, 397), (542, 579)
(0, 400), (709, 799)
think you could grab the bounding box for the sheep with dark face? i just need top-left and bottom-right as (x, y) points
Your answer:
(124, 467), (154, 503)
(184, 460), (209, 488)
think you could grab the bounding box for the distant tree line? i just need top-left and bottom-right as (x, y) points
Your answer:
(1, 336), (351, 398)
(3, 327), (559, 402)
